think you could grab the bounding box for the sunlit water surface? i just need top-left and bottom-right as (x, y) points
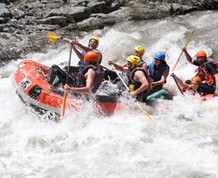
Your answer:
(0, 11), (218, 178)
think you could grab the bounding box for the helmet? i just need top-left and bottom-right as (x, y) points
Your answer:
(89, 36), (99, 47)
(126, 55), (141, 68)
(84, 51), (99, 63)
(196, 50), (207, 58)
(154, 51), (165, 61)
(191, 76), (202, 83)
(134, 46), (145, 56)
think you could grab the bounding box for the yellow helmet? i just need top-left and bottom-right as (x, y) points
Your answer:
(126, 55), (141, 68)
(134, 45), (145, 56)
(89, 36), (99, 47)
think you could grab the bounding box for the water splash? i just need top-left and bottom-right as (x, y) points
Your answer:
(0, 10), (218, 178)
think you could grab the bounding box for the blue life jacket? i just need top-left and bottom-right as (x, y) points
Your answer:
(148, 61), (169, 84)
(198, 83), (216, 95)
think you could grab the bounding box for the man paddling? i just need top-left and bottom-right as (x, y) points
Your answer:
(182, 48), (218, 96)
(67, 36), (102, 67)
(105, 45), (149, 83)
(171, 73), (216, 100)
(108, 55), (150, 102)
(64, 51), (105, 94)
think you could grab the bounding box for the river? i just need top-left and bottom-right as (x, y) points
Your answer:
(0, 10), (218, 178)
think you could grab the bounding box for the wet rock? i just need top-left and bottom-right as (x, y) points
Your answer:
(0, 47), (22, 61)
(0, 0), (217, 62)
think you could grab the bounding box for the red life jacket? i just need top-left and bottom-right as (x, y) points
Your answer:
(197, 60), (218, 86)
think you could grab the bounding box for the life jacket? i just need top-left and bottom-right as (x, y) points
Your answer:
(128, 67), (151, 102)
(78, 65), (105, 93)
(197, 60), (218, 86)
(148, 61), (169, 84)
(128, 67), (151, 92)
(198, 83), (216, 95)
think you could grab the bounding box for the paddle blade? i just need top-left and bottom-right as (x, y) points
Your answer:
(136, 102), (152, 121)
(141, 108), (152, 121)
(48, 31), (58, 42)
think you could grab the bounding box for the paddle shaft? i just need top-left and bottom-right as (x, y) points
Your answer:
(111, 65), (129, 91)
(172, 75), (184, 96)
(61, 46), (73, 118)
(48, 32), (84, 51)
(171, 29), (195, 71)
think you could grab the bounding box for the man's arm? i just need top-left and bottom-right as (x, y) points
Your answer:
(182, 48), (194, 65)
(73, 39), (91, 52)
(108, 61), (129, 71)
(64, 69), (95, 93)
(152, 71), (169, 86)
(71, 43), (84, 61)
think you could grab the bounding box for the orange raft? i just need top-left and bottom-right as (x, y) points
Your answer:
(13, 60), (123, 117)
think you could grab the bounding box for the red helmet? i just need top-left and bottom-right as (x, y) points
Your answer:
(196, 50), (207, 58)
(84, 51), (99, 63)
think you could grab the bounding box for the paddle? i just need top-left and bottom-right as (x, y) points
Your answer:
(61, 46), (73, 117)
(48, 31), (59, 42)
(48, 31), (72, 43)
(171, 75), (184, 96)
(171, 29), (195, 71)
(47, 31), (85, 54)
(111, 64), (152, 121)
(47, 31), (73, 117)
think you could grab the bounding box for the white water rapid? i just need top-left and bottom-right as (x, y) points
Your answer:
(0, 10), (218, 178)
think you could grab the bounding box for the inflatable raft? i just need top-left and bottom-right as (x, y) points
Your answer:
(13, 60), (123, 118)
